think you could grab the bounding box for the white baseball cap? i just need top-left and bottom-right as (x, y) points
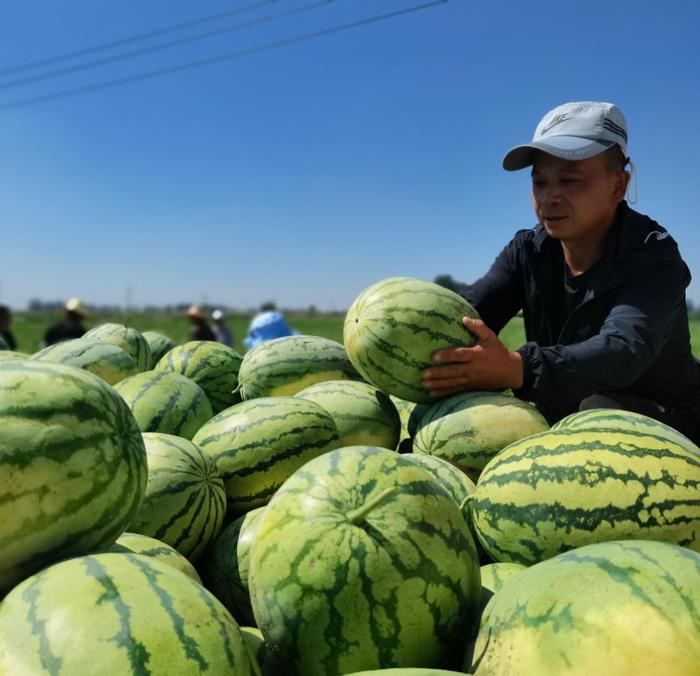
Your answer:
(503, 101), (628, 171)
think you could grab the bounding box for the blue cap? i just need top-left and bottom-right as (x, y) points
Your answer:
(244, 311), (297, 349)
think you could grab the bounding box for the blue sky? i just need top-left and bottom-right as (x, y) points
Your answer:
(1, 0), (699, 311)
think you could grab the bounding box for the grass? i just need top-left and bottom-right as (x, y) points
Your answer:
(9, 311), (345, 356)
(8, 312), (699, 358)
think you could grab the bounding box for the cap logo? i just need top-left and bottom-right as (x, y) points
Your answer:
(540, 113), (572, 135)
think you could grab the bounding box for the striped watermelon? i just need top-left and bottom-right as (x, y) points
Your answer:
(0, 350), (28, 361)
(343, 277), (479, 403)
(32, 337), (138, 385)
(156, 340), (243, 413)
(0, 553), (260, 675)
(413, 392), (549, 478)
(142, 330), (176, 368)
(403, 453), (476, 506)
(114, 370), (213, 440)
(193, 397), (340, 515)
(238, 335), (360, 400)
(84, 322), (151, 372)
(402, 453), (494, 566)
(198, 507), (266, 625)
(553, 407), (700, 456)
(111, 532), (202, 582)
(0, 360), (147, 595)
(297, 379), (401, 449)
(477, 562), (526, 617)
(248, 446), (481, 675)
(345, 671), (468, 676)
(470, 428), (700, 565)
(128, 433), (226, 562)
(240, 627), (268, 673)
(466, 540), (700, 675)
(391, 395), (431, 452)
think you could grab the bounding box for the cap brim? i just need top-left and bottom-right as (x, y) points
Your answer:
(503, 136), (614, 171)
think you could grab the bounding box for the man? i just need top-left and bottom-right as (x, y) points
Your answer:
(44, 298), (88, 346)
(422, 101), (700, 443)
(186, 305), (216, 342)
(211, 309), (233, 347)
(244, 310), (297, 350)
(0, 306), (17, 350)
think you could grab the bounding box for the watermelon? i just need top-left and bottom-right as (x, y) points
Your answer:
(343, 277), (479, 403)
(403, 453), (476, 506)
(240, 627), (267, 672)
(198, 507), (266, 625)
(238, 334), (359, 400)
(32, 337), (138, 385)
(466, 540), (700, 675)
(296, 379), (401, 449)
(111, 532), (202, 582)
(128, 433), (226, 562)
(193, 397), (340, 515)
(391, 395), (431, 452)
(345, 671), (468, 676)
(0, 553), (260, 675)
(0, 360), (147, 595)
(156, 340), (243, 413)
(413, 391), (549, 478)
(114, 370), (213, 440)
(142, 330), (176, 368)
(248, 445), (481, 675)
(0, 350), (28, 362)
(553, 407), (700, 456)
(84, 322), (151, 372)
(470, 428), (700, 565)
(477, 562), (526, 616)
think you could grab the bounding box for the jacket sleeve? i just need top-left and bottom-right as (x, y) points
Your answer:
(463, 233), (527, 335)
(515, 247), (690, 416)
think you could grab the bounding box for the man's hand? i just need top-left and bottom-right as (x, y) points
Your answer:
(420, 317), (524, 397)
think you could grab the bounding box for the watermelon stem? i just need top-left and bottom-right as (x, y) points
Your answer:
(348, 487), (399, 524)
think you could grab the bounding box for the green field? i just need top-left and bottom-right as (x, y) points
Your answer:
(8, 312), (700, 359)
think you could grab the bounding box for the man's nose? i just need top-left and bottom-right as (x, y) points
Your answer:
(538, 185), (562, 204)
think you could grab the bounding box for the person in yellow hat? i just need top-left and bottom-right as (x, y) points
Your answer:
(185, 305), (215, 342)
(44, 298), (89, 346)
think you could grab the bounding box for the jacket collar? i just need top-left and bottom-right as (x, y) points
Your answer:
(528, 201), (662, 300)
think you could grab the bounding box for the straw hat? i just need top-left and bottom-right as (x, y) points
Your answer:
(65, 297), (89, 318)
(186, 305), (206, 320)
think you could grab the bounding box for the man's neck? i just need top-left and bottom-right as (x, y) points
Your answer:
(561, 211), (619, 276)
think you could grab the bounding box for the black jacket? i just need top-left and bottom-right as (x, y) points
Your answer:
(463, 201), (700, 423)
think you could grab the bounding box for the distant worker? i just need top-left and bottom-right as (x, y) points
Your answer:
(244, 310), (297, 350)
(186, 305), (216, 342)
(211, 309), (233, 347)
(0, 305), (17, 350)
(44, 298), (89, 346)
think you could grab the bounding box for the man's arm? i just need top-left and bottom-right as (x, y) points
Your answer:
(515, 264), (688, 415)
(423, 240), (690, 417)
(461, 233), (526, 335)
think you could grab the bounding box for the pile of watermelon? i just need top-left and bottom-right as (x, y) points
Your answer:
(0, 281), (699, 676)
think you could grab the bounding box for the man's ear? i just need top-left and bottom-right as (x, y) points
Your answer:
(613, 170), (631, 202)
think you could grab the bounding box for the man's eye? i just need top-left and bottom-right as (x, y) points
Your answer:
(532, 181), (545, 188)
(561, 179), (578, 184)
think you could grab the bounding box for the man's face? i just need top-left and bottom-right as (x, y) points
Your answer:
(530, 152), (627, 242)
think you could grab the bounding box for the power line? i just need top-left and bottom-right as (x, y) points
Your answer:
(0, 0), (278, 79)
(0, 0), (332, 91)
(0, 1), (449, 113)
